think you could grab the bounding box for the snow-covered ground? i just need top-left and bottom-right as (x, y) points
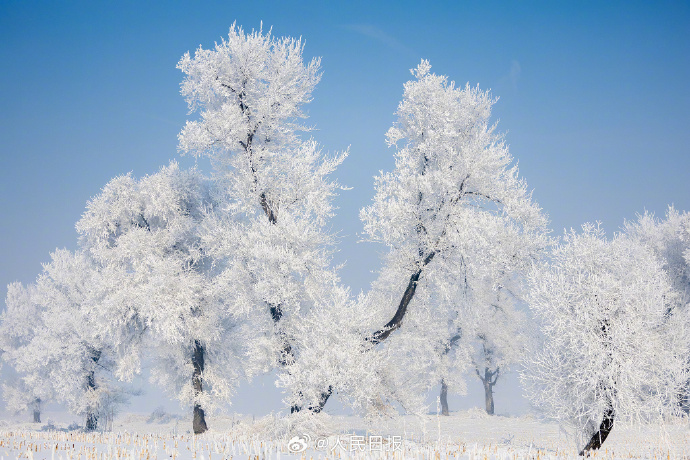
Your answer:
(0, 409), (687, 459)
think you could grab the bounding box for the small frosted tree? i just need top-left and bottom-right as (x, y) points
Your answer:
(439, 327), (464, 416)
(436, 273), (531, 417)
(357, 60), (549, 414)
(523, 224), (689, 455)
(469, 276), (529, 415)
(273, 285), (390, 415)
(0, 283), (53, 423)
(2, 380), (46, 423)
(5, 250), (133, 430)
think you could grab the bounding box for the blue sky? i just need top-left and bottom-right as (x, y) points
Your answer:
(1, 1), (688, 417)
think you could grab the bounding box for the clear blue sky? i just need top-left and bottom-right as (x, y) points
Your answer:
(1, 0), (689, 417)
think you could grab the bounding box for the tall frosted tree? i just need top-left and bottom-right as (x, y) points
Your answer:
(523, 224), (689, 455)
(358, 60), (549, 414)
(176, 24), (347, 413)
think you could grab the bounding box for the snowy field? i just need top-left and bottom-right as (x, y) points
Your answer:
(0, 410), (687, 459)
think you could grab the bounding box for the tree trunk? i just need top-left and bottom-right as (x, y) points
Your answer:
(291, 385), (333, 414)
(85, 349), (101, 431)
(579, 404), (614, 456)
(579, 318), (616, 455)
(475, 367), (498, 415)
(85, 367), (98, 430)
(192, 340), (208, 434)
(85, 410), (98, 431)
(32, 398), (41, 423)
(369, 251), (436, 345)
(308, 248), (431, 412)
(438, 332), (461, 417)
(483, 375), (494, 415)
(440, 379), (449, 416)
(313, 386), (332, 413)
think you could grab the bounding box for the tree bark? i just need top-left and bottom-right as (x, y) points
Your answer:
(483, 377), (494, 415)
(369, 251), (436, 345)
(579, 316), (616, 455)
(440, 379), (449, 416)
(438, 332), (462, 416)
(85, 410), (98, 431)
(368, 173), (467, 346)
(32, 398), (41, 423)
(191, 340), (208, 434)
(313, 386), (333, 412)
(260, 192), (277, 225)
(85, 349), (101, 431)
(579, 404), (614, 456)
(475, 367), (498, 415)
(291, 385), (333, 414)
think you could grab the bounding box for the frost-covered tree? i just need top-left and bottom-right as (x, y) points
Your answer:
(176, 24), (347, 413)
(469, 278), (529, 415)
(272, 285), (388, 415)
(434, 279), (529, 417)
(77, 162), (245, 434)
(2, 250), (133, 430)
(623, 206), (690, 412)
(437, 275), (530, 416)
(37, 249), (134, 431)
(439, 329), (463, 416)
(358, 60), (549, 414)
(523, 224), (689, 455)
(2, 380), (45, 423)
(0, 283), (53, 423)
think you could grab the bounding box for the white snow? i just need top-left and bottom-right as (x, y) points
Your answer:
(0, 409), (686, 459)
